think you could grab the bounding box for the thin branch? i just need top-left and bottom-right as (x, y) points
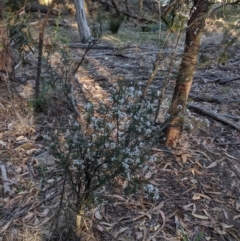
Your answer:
(154, 28), (183, 122)
(70, 84), (84, 123)
(73, 39), (100, 74)
(35, 0), (57, 99)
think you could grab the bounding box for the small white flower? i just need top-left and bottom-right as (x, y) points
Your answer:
(85, 103), (92, 111)
(146, 129), (152, 135)
(118, 131), (124, 136)
(43, 134), (51, 140)
(119, 98), (124, 104)
(136, 90), (142, 97)
(110, 143), (116, 149)
(107, 123), (113, 129)
(189, 123), (193, 130)
(74, 121), (80, 127)
(149, 156), (156, 162)
(73, 159), (84, 165)
(139, 142), (144, 147)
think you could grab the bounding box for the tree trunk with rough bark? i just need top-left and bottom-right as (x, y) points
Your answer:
(74, 0), (91, 43)
(165, 0), (209, 147)
(0, 1), (13, 79)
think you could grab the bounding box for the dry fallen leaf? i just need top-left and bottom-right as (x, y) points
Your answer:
(122, 179), (128, 190)
(192, 193), (211, 200)
(15, 167), (22, 173)
(221, 223), (233, 229)
(222, 209), (228, 220)
(112, 194), (126, 201)
(99, 221), (115, 227)
(181, 153), (188, 163)
(192, 194), (201, 200)
(205, 161), (217, 169)
(0, 140), (7, 147)
(94, 210), (103, 220)
(145, 171), (152, 179)
(34, 217), (40, 225)
(235, 200), (240, 211)
(41, 208), (50, 217)
(214, 227), (226, 235)
(16, 136), (28, 143)
(152, 201), (164, 212)
(234, 164), (240, 173)
(113, 227), (128, 238)
(47, 179), (55, 184)
(96, 224), (104, 232)
(233, 214), (240, 220)
(23, 212), (34, 221)
(182, 203), (194, 211)
(224, 152), (238, 160)
(135, 231), (143, 240)
(192, 213), (209, 220)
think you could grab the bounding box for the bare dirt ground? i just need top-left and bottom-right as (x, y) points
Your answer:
(0, 10), (240, 241)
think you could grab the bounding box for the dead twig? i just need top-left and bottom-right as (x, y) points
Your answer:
(0, 165), (13, 195)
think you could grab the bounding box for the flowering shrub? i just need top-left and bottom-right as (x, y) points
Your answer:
(51, 81), (160, 208)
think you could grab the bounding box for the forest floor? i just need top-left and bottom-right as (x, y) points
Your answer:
(0, 7), (240, 241)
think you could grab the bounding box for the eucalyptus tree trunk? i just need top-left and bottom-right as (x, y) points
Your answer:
(74, 0), (91, 43)
(165, 0), (209, 147)
(0, 1), (13, 78)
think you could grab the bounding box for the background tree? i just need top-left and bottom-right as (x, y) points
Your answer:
(165, 0), (209, 147)
(0, 0), (13, 79)
(74, 0), (91, 43)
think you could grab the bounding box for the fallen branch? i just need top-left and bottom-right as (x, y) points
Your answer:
(121, 10), (158, 24)
(0, 165), (12, 195)
(189, 94), (240, 103)
(25, 3), (60, 15)
(215, 142), (240, 146)
(223, 114), (240, 121)
(217, 77), (240, 85)
(69, 43), (117, 50)
(199, 75), (240, 84)
(187, 103), (240, 131)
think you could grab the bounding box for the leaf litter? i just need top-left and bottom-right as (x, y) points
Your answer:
(0, 13), (240, 241)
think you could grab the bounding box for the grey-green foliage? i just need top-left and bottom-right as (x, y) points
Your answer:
(180, 227), (204, 241)
(143, 23), (168, 33)
(6, 0), (26, 11)
(50, 81), (160, 208)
